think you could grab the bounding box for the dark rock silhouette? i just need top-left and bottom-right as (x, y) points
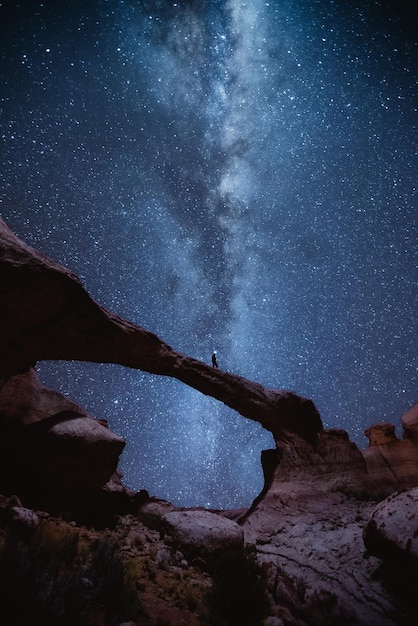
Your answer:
(0, 368), (125, 507)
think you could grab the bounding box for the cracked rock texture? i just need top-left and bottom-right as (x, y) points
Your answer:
(364, 487), (418, 566)
(238, 428), (418, 625)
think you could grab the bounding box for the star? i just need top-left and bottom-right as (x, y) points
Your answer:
(0, 0), (416, 508)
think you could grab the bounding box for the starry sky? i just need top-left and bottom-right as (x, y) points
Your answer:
(1, 0), (417, 509)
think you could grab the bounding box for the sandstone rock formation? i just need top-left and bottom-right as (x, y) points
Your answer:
(163, 509), (244, 559)
(1, 217), (418, 625)
(239, 425), (418, 625)
(0, 217), (322, 444)
(364, 487), (418, 569)
(0, 367), (125, 506)
(363, 408), (418, 496)
(401, 402), (418, 442)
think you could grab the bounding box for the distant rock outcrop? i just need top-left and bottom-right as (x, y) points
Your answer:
(402, 402), (418, 442)
(363, 406), (418, 495)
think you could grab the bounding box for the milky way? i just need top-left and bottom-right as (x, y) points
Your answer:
(1, 0), (417, 508)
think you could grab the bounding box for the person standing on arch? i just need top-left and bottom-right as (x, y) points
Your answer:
(211, 351), (218, 368)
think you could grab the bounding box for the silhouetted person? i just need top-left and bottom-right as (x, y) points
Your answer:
(212, 351), (218, 368)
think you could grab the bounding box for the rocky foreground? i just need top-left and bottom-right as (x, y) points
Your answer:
(0, 217), (417, 625)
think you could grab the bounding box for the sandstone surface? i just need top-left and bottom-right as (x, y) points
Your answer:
(0, 217), (322, 444)
(363, 415), (418, 494)
(239, 430), (406, 625)
(364, 487), (418, 566)
(163, 509), (244, 559)
(401, 402), (418, 442)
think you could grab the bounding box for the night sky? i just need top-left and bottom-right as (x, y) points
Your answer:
(1, 0), (417, 509)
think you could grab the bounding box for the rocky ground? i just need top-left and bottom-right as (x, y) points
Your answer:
(0, 493), (265, 626)
(1, 479), (417, 626)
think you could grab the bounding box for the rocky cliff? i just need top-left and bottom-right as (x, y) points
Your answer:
(239, 422), (418, 625)
(0, 217), (417, 625)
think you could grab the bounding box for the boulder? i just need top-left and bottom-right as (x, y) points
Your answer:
(0, 369), (42, 426)
(364, 487), (418, 568)
(0, 368), (87, 426)
(401, 402), (418, 443)
(163, 510), (244, 559)
(0, 368), (125, 505)
(9, 506), (40, 530)
(43, 415), (126, 494)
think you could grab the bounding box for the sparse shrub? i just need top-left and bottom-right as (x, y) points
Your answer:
(0, 521), (84, 625)
(0, 521), (142, 625)
(127, 530), (144, 549)
(173, 569), (182, 581)
(208, 545), (269, 626)
(87, 534), (142, 622)
(184, 587), (199, 612)
(143, 556), (157, 580)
